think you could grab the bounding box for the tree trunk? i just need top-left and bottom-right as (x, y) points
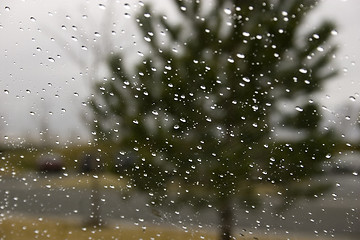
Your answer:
(219, 201), (233, 240)
(88, 175), (102, 227)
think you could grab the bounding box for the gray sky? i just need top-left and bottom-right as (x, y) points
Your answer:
(0, 0), (359, 145)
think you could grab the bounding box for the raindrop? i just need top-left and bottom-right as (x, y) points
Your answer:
(30, 16), (36, 22)
(61, 108), (66, 113)
(224, 8), (232, 15)
(353, 172), (358, 176)
(299, 68), (307, 74)
(227, 57), (234, 63)
(94, 32), (101, 37)
(144, 36), (151, 42)
(81, 46), (88, 50)
(71, 36), (78, 41)
(349, 96), (356, 101)
(73, 92), (79, 97)
(99, 4), (106, 9)
(30, 111), (35, 116)
(48, 57), (55, 62)
(295, 106), (303, 112)
(242, 77), (250, 83)
(313, 34), (320, 39)
(4, 90), (9, 94)
(237, 53), (245, 59)
(317, 46), (324, 52)
(5, 6), (10, 11)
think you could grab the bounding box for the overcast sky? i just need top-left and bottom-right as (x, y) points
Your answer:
(0, 0), (359, 144)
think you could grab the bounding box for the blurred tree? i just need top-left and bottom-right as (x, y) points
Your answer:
(89, 0), (338, 239)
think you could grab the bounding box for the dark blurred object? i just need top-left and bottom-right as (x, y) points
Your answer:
(37, 153), (63, 173)
(80, 153), (102, 173)
(114, 152), (135, 173)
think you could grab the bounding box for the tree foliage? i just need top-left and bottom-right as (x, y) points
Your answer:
(89, 0), (338, 239)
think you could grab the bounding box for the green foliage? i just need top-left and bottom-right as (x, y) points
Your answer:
(89, 0), (338, 237)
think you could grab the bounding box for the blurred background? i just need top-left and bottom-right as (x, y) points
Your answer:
(0, 1), (359, 240)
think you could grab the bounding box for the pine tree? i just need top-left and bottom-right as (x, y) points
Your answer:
(89, 0), (338, 239)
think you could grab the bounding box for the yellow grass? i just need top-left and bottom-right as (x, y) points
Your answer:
(0, 214), (337, 240)
(0, 215), (218, 240)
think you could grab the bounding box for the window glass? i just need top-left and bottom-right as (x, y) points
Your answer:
(0, 1), (359, 239)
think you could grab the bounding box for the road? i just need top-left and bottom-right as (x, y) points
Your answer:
(0, 172), (359, 239)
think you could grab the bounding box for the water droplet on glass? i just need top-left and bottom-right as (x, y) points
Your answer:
(48, 57), (55, 62)
(295, 106), (303, 112)
(94, 32), (101, 37)
(237, 53), (245, 59)
(30, 111), (35, 116)
(299, 68), (307, 74)
(224, 8), (232, 15)
(81, 45), (88, 50)
(30, 16), (36, 22)
(99, 4), (106, 10)
(349, 96), (356, 101)
(242, 77), (250, 83)
(71, 36), (78, 41)
(144, 36), (151, 42)
(5, 6), (10, 11)
(4, 90), (9, 94)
